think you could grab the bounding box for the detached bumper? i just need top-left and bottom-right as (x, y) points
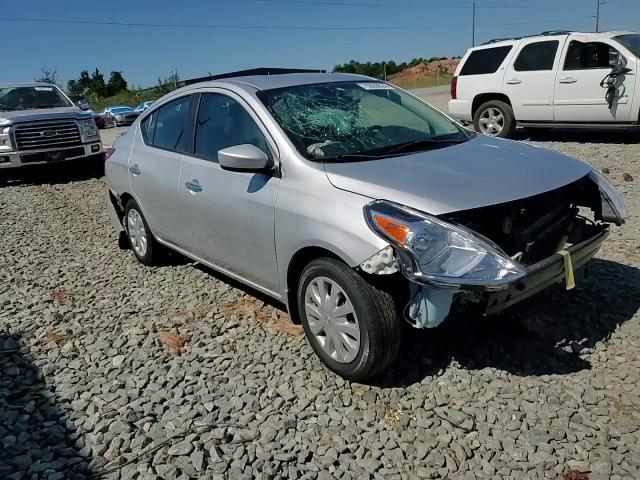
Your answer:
(483, 224), (609, 314)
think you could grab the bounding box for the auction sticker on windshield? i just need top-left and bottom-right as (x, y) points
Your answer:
(357, 82), (394, 90)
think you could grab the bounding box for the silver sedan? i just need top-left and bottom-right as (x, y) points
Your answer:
(105, 73), (626, 380)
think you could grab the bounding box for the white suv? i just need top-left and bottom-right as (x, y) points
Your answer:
(448, 31), (640, 137)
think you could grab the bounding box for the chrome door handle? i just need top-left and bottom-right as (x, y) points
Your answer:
(185, 179), (203, 193)
(559, 77), (577, 84)
(506, 78), (522, 85)
(129, 164), (141, 176)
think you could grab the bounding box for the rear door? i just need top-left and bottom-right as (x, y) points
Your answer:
(554, 39), (636, 122)
(175, 90), (280, 291)
(129, 95), (192, 242)
(502, 37), (566, 121)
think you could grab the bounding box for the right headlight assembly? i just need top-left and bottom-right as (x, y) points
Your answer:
(364, 200), (526, 289)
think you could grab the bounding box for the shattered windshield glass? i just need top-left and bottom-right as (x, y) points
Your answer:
(258, 81), (468, 160)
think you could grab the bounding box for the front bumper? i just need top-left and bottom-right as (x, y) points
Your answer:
(405, 223), (609, 328)
(482, 224), (609, 314)
(113, 117), (137, 126)
(0, 142), (103, 169)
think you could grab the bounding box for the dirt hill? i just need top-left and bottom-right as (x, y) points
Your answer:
(389, 59), (460, 88)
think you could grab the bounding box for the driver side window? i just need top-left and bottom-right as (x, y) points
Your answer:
(564, 41), (621, 70)
(194, 93), (269, 162)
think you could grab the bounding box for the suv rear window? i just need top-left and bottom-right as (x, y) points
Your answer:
(460, 46), (512, 76)
(513, 41), (559, 71)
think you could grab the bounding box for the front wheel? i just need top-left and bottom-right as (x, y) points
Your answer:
(124, 200), (159, 266)
(297, 258), (401, 381)
(474, 100), (516, 138)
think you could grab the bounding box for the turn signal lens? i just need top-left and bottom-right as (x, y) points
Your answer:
(372, 214), (410, 244)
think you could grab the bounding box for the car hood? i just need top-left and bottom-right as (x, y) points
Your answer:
(324, 135), (592, 215)
(0, 106), (89, 124)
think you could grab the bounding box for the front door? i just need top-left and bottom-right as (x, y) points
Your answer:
(502, 37), (566, 121)
(176, 91), (280, 292)
(554, 39), (637, 122)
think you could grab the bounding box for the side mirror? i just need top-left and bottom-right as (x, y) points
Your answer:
(610, 54), (627, 69)
(77, 99), (89, 110)
(218, 144), (269, 171)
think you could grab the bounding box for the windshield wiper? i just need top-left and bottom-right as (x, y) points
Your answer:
(321, 153), (389, 162)
(376, 137), (467, 156)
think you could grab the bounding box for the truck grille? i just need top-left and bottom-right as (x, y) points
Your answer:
(13, 120), (82, 151)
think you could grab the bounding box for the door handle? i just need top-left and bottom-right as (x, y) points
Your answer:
(129, 164), (141, 176)
(559, 77), (577, 84)
(506, 78), (522, 85)
(185, 179), (203, 193)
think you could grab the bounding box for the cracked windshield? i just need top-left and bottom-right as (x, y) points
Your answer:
(258, 81), (467, 160)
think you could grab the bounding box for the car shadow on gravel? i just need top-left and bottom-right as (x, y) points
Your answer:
(0, 159), (104, 188)
(377, 258), (640, 388)
(0, 333), (92, 479)
(514, 128), (640, 144)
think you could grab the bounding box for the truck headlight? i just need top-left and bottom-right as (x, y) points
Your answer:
(0, 125), (12, 151)
(78, 118), (99, 138)
(364, 200), (526, 288)
(588, 170), (628, 226)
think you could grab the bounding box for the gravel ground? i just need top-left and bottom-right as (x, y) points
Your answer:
(1, 130), (639, 479)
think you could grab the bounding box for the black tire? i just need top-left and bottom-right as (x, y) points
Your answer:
(473, 100), (516, 138)
(297, 257), (401, 381)
(124, 200), (159, 266)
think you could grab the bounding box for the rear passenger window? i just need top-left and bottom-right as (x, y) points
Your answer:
(513, 41), (559, 71)
(564, 41), (621, 70)
(460, 46), (512, 76)
(141, 96), (191, 152)
(194, 93), (269, 161)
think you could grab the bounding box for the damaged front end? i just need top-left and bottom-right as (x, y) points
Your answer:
(361, 171), (626, 329)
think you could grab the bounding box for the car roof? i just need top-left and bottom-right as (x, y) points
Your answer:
(473, 30), (637, 50)
(180, 72), (375, 93)
(0, 82), (62, 89)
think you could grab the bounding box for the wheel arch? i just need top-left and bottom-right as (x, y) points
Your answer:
(472, 93), (513, 118)
(285, 245), (352, 324)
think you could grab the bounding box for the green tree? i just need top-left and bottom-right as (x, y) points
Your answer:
(107, 71), (128, 96)
(90, 68), (108, 98)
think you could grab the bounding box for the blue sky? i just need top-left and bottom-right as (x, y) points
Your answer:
(3, 0), (639, 88)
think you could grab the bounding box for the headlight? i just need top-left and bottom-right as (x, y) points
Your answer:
(588, 170), (627, 225)
(0, 125), (12, 151)
(78, 118), (99, 138)
(364, 200), (526, 288)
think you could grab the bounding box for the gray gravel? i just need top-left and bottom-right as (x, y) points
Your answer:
(1, 129), (639, 479)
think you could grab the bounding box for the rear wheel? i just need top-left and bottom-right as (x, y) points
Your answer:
(124, 200), (159, 266)
(297, 257), (401, 381)
(474, 100), (516, 138)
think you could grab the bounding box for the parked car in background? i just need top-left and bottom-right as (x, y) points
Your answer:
(104, 106), (139, 127)
(106, 73), (626, 380)
(449, 31), (640, 137)
(0, 82), (103, 169)
(134, 101), (154, 113)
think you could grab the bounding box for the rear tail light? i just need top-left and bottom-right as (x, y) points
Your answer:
(450, 76), (458, 100)
(105, 147), (115, 160)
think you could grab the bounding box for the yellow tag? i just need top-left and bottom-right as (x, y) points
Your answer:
(558, 249), (575, 290)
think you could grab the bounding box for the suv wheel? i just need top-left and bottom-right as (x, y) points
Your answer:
(124, 200), (158, 266)
(474, 100), (516, 138)
(297, 257), (401, 381)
